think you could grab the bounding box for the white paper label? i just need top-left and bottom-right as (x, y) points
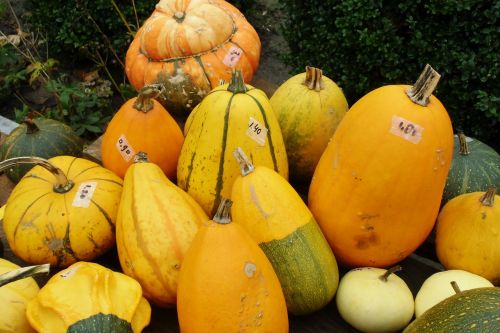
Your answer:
(390, 115), (424, 144)
(72, 182), (97, 208)
(223, 47), (243, 67)
(116, 134), (135, 162)
(247, 117), (268, 146)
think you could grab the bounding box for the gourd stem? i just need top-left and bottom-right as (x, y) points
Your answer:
(0, 263), (50, 287)
(451, 281), (461, 294)
(303, 66), (325, 91)
(213, 198), (232, 225)
(379, 265), (402, 282)
(174, 11), (186, 23)
(24, 118), (40, 134)
(405, 64), (441, 106)
(134, 151), (149, 163)
(227, 70), (248, 94)
(233, 147), (255, 176)
(458, 131), (470, 155)
(133, 84), (164, 112)
(479, 186), (496, 207)
(0, 156), (73, 193)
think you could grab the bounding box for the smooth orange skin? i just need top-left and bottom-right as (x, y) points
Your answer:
(436, 191), (500, 285)
(177, 220), (289, 333)
(101, 98), (184, 179)
(308, 84), (453, 268)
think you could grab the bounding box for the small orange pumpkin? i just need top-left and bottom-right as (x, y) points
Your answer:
(101, 84), (184, 179)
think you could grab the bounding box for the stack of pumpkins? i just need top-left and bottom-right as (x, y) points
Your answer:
(0, 0), (499, 332)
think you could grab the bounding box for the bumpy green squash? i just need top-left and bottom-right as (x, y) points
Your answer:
(403, 287), (500, 333)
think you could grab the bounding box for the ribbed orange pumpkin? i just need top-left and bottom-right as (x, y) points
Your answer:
(101, 85), (184, 179)
(309, 65), (454, 268)
(125, 0), (261, 114)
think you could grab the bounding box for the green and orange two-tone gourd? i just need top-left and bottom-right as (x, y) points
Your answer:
(125, 0), (261, 114)
(177, 70), (288, 216)
(116, 152), (208, 307)
(231, 147), (339, 315)
(309, 65), (454, 268)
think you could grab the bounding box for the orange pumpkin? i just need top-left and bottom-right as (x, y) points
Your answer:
(101, 84), (184, 179)
(177, 198), (288, 332)
(309, 65), (454, 268)
(125, 0), (261, 114)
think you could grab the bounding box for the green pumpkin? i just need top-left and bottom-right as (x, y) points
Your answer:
(0, 118), (84, 183)
(443, 132), (500, 204)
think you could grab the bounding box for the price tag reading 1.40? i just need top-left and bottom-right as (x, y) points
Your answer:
(72, 182), (98, 208)
(247, 117), (268, 146)
(116, 134), (135, 162)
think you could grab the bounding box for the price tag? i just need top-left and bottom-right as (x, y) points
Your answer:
(390, 115), (424, 144)
(223, 47), (243, 67)
(72, 182), (97, 208)
(247, 117), (268, 146)
(116, 134), (135, 162)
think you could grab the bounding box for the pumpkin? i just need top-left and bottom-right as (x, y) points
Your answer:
(435, 187), (500, 285)
(26, 261), (151, 333)
(177, 198), (288, 332)
(270, 66), (348, 181)
(116, 152), (208, 307)
(308, 64), (453, 267)
(0, 118), (83, 183)
(125, 0), (261, 114)
(403, 287), (500, 333)
(177, 70), (288, 216)
(101, 84), (184, 179)
(0, 260), (49, 333)
(231, 147), (338, 315)
(442, 132), (500, 204)
(0, 156), (123, 267)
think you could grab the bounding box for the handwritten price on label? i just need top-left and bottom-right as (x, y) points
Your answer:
(223, 47), (243, 68)
(390, 115), (424, 144)
(72, 182), (97, 208)
(116, 134), (135, 162)
(247, 117), (268, 146)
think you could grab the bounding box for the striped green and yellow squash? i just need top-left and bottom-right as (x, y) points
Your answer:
(403, 287), (500, 332)
(231, 148), (338, 315)
(177, 70), (288, 216)
(0, 118), (83, 183)
(443, 132), (500, 204)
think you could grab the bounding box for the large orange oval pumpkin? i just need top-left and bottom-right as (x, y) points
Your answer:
(308, 65), (454, 268)
(125, 0), (261, 114)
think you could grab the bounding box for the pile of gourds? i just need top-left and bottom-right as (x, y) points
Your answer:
(1, 1), (499, 332)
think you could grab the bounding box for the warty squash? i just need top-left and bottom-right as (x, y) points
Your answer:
(231, 147), (339, 315)
(0, 156), (123, 267)
(116, 152), (208, 307)
(177, 69), (288, 216)
(177, 198), (289, 333)
(26, 261), (151, 333)
(308, 64), (454, 267)
(125, 0), (261, 114)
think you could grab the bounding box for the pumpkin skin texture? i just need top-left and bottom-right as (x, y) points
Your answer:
(308, 65), (453, 268)
(177, 199), (289, 333)
(125, 0), (260, 114)
(0, 118), (83, 183)
(403, 287), (500, 333)
(442, 132), (500, 205)
(0, 259), (40, 333)
(26, 262), (151, 333)
(116, 153), (208, 307)
(177, 70), (288, 216)
(435, 188), (500, 285)
(101, 85), (184, 179)
(231, 148), (339, 315)
(270, 66), (348, 181)
(2, 156), (123, 267)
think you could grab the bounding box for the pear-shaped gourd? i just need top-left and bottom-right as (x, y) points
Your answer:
(116, 152), (208, 307)
(177, 198), (288, 333)
(309, 64), (453, 267)
(270, 66), (348, 181)
(231, 147), (339, 315)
